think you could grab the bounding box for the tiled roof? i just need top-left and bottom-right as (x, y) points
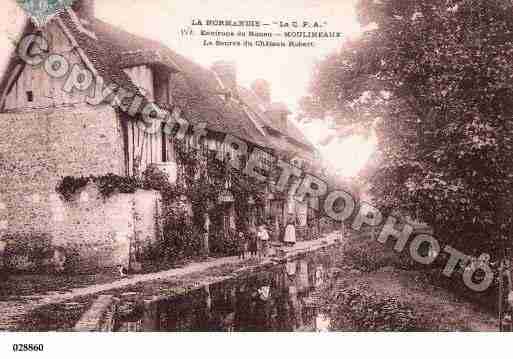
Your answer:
(66, 10), (272, 149)
(58, 10), (180, 95)
(237, 86), (316, 153)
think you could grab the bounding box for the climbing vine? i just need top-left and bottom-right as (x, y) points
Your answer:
(55, 174), (140, 201)
(55, 176), (91, 201)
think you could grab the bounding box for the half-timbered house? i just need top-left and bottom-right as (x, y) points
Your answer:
(0, 0), (318, 271)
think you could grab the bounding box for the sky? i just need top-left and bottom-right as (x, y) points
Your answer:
(0, 0), (376, 177)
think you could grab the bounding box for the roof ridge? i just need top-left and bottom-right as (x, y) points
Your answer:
(66, 7), (97, 40)
(237, 84), (316, 152)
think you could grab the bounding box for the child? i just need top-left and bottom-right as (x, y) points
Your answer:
(257, 224), (270, 258)
(248, 229), (258, 258)
(237, 231), (247, 260)
(283, 216), (297, 247)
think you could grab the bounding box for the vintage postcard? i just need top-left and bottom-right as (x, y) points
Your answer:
(0, 0), (510, 356)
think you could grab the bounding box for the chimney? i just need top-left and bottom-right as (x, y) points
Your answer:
(251, 79), (271, 104)
(266, 102), (291, 131)
(211, 61), (237, 95)
(72, 0), (95, 18)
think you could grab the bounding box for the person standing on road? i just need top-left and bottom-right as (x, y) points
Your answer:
(283, 216), (297, 247)
(248, 228), (258, 258)
(257, 224), (270, 258)
(0, 239), (6, 279)
(203, 212), (211, 256)
(237, 231), (248, 260)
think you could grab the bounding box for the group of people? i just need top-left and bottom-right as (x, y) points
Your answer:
(235, 217), (297, 260)
(236, 224), (270, 260)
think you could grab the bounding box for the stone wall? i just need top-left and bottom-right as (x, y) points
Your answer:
(49, 184), (161, 272)
(0, 104), (124, 235)
(51, 183), (135, 272)
(1, 183), (161, 273)
(0, 104), (162, 272)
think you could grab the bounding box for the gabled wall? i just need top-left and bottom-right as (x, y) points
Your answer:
(3, 21), (93, 111)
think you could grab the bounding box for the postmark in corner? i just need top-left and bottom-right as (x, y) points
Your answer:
(15, 0), (76, 27)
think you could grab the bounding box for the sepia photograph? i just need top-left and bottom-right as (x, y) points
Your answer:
(0, 0), (511, 356)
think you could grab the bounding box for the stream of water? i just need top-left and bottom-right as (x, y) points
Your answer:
(115, 248), (339, 332)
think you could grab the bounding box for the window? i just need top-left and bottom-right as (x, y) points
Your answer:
(26, 91), (34, 102)
(161, 123), (176, 163)
(162, 122), (167, 162)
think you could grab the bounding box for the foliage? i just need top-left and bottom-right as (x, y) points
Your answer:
(56, 166), (181, 202)
(139, 164), (202, 260)
(55, 176), (90, 201)
(330, 287), (428, 331)
(231, 166), (267, 230)
(141, 165), (171, 192)
(55, 174), (140, 200)
(173, 142), (268, 233)
(158, 203), (203, 259)
(210, 229), (238, 256)
(342, 231), (427, 272)
(94, 174), (140, 198)
(302, 0), (513, 258)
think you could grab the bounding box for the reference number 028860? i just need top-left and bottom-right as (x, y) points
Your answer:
(12, 344), (44, 352)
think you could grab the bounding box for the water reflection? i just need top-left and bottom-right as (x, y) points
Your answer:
(116, 250), (336, 332)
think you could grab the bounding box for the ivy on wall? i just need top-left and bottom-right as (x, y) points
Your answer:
(55, 174), (140, 201)
(55, 176), (91, 201)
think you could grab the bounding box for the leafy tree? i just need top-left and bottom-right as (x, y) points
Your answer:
(301, 0), (513, 258)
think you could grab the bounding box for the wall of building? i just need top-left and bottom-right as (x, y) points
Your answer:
(2, 184), (161, 273)
(132, 189), (162, 261)
(0, 104), (138, 272)
(49, 184), (161, 272)
(50, 183), (135, 271)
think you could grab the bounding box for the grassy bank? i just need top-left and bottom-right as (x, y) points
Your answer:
(318, 234), (498, 331)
